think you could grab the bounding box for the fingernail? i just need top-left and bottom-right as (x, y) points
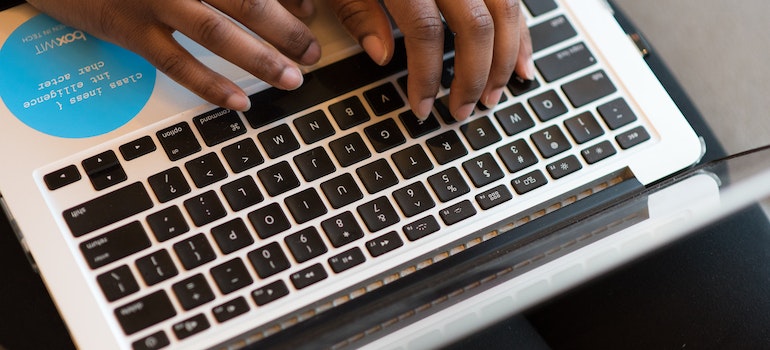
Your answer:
(454, 103), (475, 121)
(414, 98), (434, 120)
(482, 88), (504, 109)
(362, 35), (389, 66)
(278, 66), (304, 90)
(300, 41), (321, 66)
(523, 59), (536, 81)
(226, 92), (251, 112)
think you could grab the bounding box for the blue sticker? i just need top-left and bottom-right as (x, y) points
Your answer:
(0, 14), (155, 138)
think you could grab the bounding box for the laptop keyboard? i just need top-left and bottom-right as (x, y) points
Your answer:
(40, 0), (653, 348)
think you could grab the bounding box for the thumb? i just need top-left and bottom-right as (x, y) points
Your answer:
(326, 0), (395, 65)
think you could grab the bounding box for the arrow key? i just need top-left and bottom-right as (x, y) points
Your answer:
(44, 164), (81, 191)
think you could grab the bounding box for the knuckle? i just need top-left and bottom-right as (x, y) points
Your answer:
(464, 5), (495, 37)
(193, 13), (229, 43)
(240, 0), (269, 15)
(334, 0), (369, 28)
(154, 51), (188, 78)
(409, 12), (444, 42)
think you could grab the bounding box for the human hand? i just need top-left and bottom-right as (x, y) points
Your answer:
(26, 0), (323, 112)
(326, 0), (534, 121)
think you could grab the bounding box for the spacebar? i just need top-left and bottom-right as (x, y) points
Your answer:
(63, 182), (154, 237)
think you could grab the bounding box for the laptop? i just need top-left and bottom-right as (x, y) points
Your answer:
(0, 0), (708, 349)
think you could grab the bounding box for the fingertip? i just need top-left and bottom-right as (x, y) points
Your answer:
(225, 92), (251, 112)
(299, 40), (322, 66)
(414, 98), (435, 120)
(362, 35), (390, 66)
(453, 103), (475, 122)
(277, 66), (304, 90)
(481, 87), (504, 109)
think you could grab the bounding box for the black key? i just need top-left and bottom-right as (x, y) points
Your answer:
(221, 138), (264, 173)
(403, 215), (440, 241)
(475, 184), (513, 210)
(321, 173), (364, 209)
(193, 108), (246, 147)
(248, 242), (291, 278)
(529, 90), (568, 122)
(290, 263), (328, 289)
(328, 247), (366, 273)
(184, 190), (227, 227)
(65, 182), (154, 237)
(257, 161), (300, 196)
(329, 96), (370, 130)
(547, 155), (583, 179)
(213, 297), (250, 323)
(174, 233), (217, 270)
(120, 136), (156, 161)
(581, 140), (617, 164)
(157, 122), (201, 161)
(148, 167), (191, 203)
(426, 131), (468, 165)
(441, 57), (455, 88)
(562, 70), (617, 108)
(172, 313), (210, 340)
(356, 159), (399, 194)
(294, 110), (336, 144)
(321, 211), (365, 248)
(357, 196), (400, 232)
(434, 94), (460, 125)
(172, 274), (215, 310)
(185, 152), (228, 188)
(115, 290), (176, 335)
(392, 145), (434, 179)
(508, 75), (541, 97)
(531, 125), (572, 158)
(285, 188), (328, 224)
(495, 103), (535, 136)
(616, 126), (651, 149)
(80, 221), (151, 269)
(523, 0), (557, 16)
(462, 153), (505, 188)
(136, 249), (179, 286)
(439, 200), (477, 226)
(248, 203), (291, 239)
(44, 164), (81, 191)
(285, 227), (328, 263)
(461, 116), (502, 150)
(329, 133), (371, 167)
(530, 15), (577, 53)
(258, 124), (300, 159)
(211, 258), (254, 294)
(496, 139), (539, 174)
(565, 111), (605, 144)
(597, 98), (637, 130)
(476, 92), (508, 112)
(221, 176), (264, 212)
(83, 151), (127, 191)
(536, 43), (596, 82)
(252, 280), (290, 306)
(211, 218), (255, 254)
(97, 265), (139, 302)
(364, 118), (406, 153)
(366, 231), (404, 257)
(364, 82), (405, 116)
(512, 170), (548, 195)
(428, 167), (471, 202)
(399, 110), (440, 139)
(393, 182), (435, 218)
(146, 206), (189, 242)
(132, 331), (169, 350)
(293, 147), (336, 182)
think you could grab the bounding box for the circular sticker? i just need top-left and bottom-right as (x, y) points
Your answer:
(0, 14), (156, 138)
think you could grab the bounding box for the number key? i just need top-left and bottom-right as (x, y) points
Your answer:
(285, 227), (328, 263)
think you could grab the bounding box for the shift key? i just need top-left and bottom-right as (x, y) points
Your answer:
(64, 182), (154, 237)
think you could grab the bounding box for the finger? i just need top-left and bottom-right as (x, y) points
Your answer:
(139, 28), (252, 111)
(157, 0), (307, 91)
(327, 0), (395, 66)
(438, 0), (495, 121)
(514, 11), (535, 81)
(479, 0), (521, 109)
(383, 0), (444, 120)
(203, 0), (321, 65)
(279, 0), (316, 19)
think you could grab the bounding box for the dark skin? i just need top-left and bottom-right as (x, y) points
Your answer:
(26, 0), (534, 121)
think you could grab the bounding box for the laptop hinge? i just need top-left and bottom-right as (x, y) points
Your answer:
(0, 192), (39, 274)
